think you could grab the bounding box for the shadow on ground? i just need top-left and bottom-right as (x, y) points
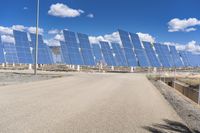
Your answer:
(143, 119), (200, 133)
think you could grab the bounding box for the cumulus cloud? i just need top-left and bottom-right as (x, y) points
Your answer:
(48, 3), (84, 18)
(164, 41), (200, 53)
(0, 26), (13, 35)
(87, 13), (94, 18)
(27, 27), (44, 35)
(44, 39), (60, 46)
(1, 35), (15, 43)
(168, 18), (200, 32)
(136, 32), (155, 43)
(89, 32), (121, 44)
(48, 29), (61, 34)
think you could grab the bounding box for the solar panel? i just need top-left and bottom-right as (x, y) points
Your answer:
(111, 43), (128, 66)
(91, 44), (104, 65)
(0, 37), (5, 63)
(63, 30), (84, 65)
(118, 29), (137, 66)
(30, 33), (53, 64)
(154, 43), (171, 67)
(160, 45), (174, 67)
(129, 33), (150, 67)
(3, 42), (19, 64)
(179, 51), (190, 67)
(60, 41), (71, 64)
(143, 41), (161, 67)
(13, 30), (33, 64)
(169, 46), (183, 67)
(77, 33), (95, 66)
(100, 41), (116, 66)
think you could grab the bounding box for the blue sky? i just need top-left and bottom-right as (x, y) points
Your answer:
(0, 0), (200, 50)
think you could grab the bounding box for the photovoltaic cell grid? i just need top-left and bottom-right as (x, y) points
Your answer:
(13, 30), (33, 64)
(60, 41), (71, 64)
(111, 43), (127, 66)
(63, 30), (84, 65)
(154, 43), (171, 67)
(143, 42), (161, 67)
(77, 33), (95, 66)
(30, 34), (53, 64)
(169, 46), (183, 67)
(0, 37), (5, 63)
(179, 51), (190, 67)
(91, 44), (104, 65)
(160, 45), (174, 67)
(130, 33), (150, 67)
(100, 41), (116, 66)
(3, 43), (19, 64)
(118, 29), (137, 67)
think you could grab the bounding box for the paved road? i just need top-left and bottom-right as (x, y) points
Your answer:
(0, 73), (185, 133)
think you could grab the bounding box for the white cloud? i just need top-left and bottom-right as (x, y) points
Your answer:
(89, 32), (120, 44)
(27, 27), (44, 35)
(136, 32), (155, 43)
(48, 3), (84, 18)
(164, 40), (200, 53)
(54, 34), (64, 41)
(12, 25), (26, 32)
(44, 39), (60, 46)
(48, 29), (60, 34)
(0, 26), (13, 35)
(87, 13), (94, 18)
(1, 35), (15, 43)
(168, 18), (200, 32)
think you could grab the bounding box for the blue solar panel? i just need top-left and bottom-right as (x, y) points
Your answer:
(60, 41), (71, 64)
(169, 46), (183, 67)
(3, 43), (19, 64)
(91, 44), (104, 65)
(154, 43), (171, 68)
(13, 30), (33, 64)
(179, 51), (190, 67)
(30, 34), (53, 64)
(143, 42), (161, 67)
(129, 33), (150, 67)
(186, 52), (199, 67)
(160, 45), (174, 67)
(0, 38), (5, 63)
(63, 30), (84, 65)
(111, 43), (128, 66)
(100, 41), (116, 66)
(118, 29), (137, 66)
(77, 33), (95, 66)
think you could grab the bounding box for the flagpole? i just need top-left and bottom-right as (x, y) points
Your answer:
(34, 0), (40, 75)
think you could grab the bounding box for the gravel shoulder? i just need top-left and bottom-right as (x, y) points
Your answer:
(151, 79), (200, 132)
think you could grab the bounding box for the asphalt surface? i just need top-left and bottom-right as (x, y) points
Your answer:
(0, 72), (185, 133)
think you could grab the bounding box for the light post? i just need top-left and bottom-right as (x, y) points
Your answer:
(34, 0), (40, 75)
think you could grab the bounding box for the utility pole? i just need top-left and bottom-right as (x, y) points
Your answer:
(34, 0), (40, 75)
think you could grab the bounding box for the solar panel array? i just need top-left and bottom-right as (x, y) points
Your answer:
(91, 44), (104, 65)
(111, 43), (127, 66)
(100, 41), (116, 66)
(0, 37), (5, 63)
(129, 33), (150, 67)
(143, 42), (161, 67)
(0, 29), (199, 69)
(30, 33), (53, 64)
(13, 30), (33, 64)
(77, 33), (95, 66)
(118, 30), (137, 66)
(154, 43), (171, 67)
(169, 46), (183, 67)
(3, 43), (19, 64)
